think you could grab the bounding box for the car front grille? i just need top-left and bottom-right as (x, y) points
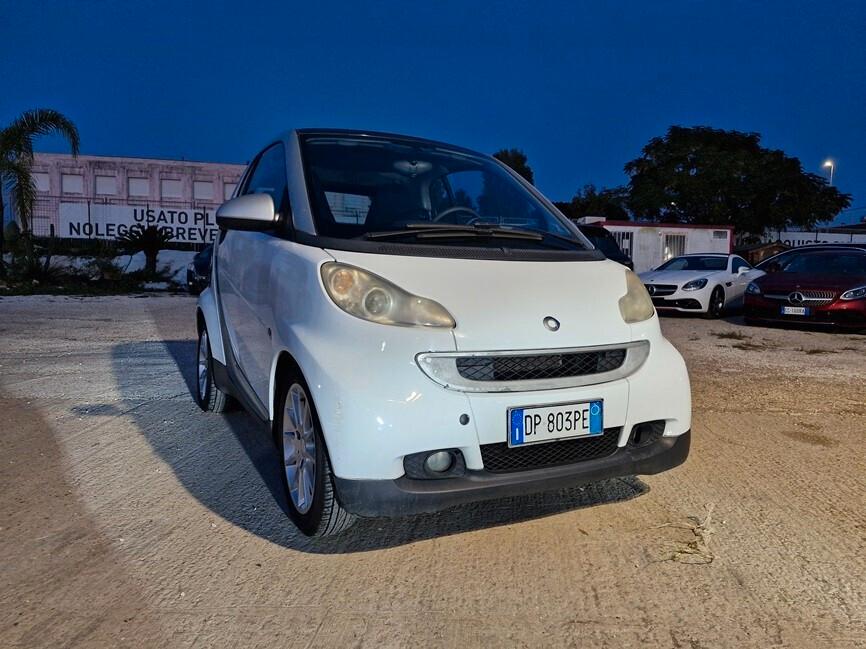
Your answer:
(763, 289), (836, 306)
(645, 284), (677, 297)
(455, 349), (627, 382)
(480, 427), (622, 473)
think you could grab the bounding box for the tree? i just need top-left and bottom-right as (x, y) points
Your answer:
(493, 148), (534, 185)
(117, 226), (174, 276)
(554, 184), (630, 221)
(0, 108), (80, 276)
(624, 126), (851, 236)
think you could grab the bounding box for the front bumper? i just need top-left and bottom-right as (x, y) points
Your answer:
(744, 297), (866, 329)
(335, 429), (690, 517)
(651, 296), (705, 311)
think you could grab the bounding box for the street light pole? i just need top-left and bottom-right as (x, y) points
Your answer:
(823, 159), (835, 186)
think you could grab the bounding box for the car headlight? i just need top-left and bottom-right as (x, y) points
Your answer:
(619, 270), (655, 323)
(746, 281), (762, 295)
(840, 286), (866, 301)
(321, 262), (455, 328)
(682, 278), (708, 291)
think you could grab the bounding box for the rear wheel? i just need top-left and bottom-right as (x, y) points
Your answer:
(704, 286), (725, 319)
(195, 326), (231, 412)
(275, 373), (355, 537)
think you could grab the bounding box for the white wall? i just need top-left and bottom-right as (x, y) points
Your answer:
(604, 225), (731, 272)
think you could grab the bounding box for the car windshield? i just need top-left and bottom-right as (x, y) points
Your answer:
(781, 252), (866, 275)
(300, 135), (588, 249)
(657, 255), (727, 271)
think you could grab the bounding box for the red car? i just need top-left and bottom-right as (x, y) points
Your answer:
(744, 249), (866, 330)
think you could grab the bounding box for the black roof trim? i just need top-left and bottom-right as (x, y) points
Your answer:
(295, 128), (482, 157)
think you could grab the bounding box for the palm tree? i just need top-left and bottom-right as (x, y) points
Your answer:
(117, 225), (174, 276)
(0, 108), (80, 275)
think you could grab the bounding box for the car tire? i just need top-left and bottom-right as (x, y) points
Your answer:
(195, 325), (232, 413)
(704, 286), (725, 319)
(275, 371), (356, 537)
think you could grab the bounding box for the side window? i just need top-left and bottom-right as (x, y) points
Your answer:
(242, 143), (288, 214)
(732, 257), (750, 272)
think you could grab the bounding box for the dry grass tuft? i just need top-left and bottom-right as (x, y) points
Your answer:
(655, 504), (716, 565)
(713, 330), (750, 341)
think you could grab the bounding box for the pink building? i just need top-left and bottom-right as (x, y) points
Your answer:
(27, 152), (246, 244)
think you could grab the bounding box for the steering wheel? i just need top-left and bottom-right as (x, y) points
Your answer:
(433, 205), (483, 223)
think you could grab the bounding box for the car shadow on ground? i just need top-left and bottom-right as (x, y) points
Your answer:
(111, 339), (649, 554)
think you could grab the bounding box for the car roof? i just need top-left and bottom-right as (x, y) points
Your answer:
(291, 128), (483, 157)
(676, 253), (729, 257)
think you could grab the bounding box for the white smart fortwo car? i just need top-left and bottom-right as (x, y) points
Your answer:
(639, 253), (764, 318)
(195, 129), (691, 537)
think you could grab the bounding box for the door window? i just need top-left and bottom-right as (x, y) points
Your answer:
(243, 143), (288, 214)
(731, 256), (751, 273)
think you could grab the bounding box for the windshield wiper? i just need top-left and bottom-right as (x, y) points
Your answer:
(364, 223), (543, 242)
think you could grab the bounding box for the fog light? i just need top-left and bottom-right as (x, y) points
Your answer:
(424, 451), (453, 473)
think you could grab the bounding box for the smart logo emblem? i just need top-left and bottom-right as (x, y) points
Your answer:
(543, 316), (560, 331)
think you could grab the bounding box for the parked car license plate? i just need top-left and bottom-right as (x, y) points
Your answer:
(508, 400), (603, 447)
(781, 306), (809, 316)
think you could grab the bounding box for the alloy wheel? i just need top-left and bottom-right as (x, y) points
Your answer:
(197, 330), (209, 399)
(710, 289), (724, 317)
(282, 383), (318, 514)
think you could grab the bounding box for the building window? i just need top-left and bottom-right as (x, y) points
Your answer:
(61, 173), (84, 194)
(663, 233), (687, 260)
(713, 230), (728, 239)
(128, 177), (149, 197)
(161, 179), (183, 199)
(33, 172), (50, 193)
(223, 183), (237, 200)
(613, 230), (634, 257)
(95, 175), (116, 195)
(193, 180), (214, 200)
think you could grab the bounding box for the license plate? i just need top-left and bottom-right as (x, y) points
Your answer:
(508, 400), (603, 447)
(781, 306), (809, 316)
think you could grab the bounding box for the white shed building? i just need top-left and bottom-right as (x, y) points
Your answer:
(576, 217), (734, 273)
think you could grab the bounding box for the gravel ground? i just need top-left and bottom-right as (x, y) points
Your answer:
(1, 294), (864, 648)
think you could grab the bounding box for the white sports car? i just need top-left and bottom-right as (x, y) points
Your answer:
(639, 253), (764, 318)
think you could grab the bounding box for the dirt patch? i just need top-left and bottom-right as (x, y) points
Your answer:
(1, 298), (865, 648)
(780, 429), (839, 448)
(713, 330), (751, 341)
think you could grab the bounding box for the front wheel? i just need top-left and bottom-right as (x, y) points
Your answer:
(704, 286), (725, 319)
(276, 374), (355, 537)
(195, 325), (232, 412)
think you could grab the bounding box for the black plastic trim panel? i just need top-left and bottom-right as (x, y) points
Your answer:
(334, 430), (691, 517)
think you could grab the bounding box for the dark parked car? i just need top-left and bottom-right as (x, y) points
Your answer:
(756, 243), (866, 272)
(186, 245), (213, 295)
(575, 223), (633, 269)
(745, 249), (866, 330)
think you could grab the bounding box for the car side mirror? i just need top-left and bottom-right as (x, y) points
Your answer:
(216, 193), (278, 231)
(737, 266), (750, 275)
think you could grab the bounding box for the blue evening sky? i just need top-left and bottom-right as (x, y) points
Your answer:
(2, 0), (865, 224)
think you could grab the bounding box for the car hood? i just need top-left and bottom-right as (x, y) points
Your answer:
(325, 249), (635, 351)
(639, 269), (722, 286)
(755, 272), (866, 294)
